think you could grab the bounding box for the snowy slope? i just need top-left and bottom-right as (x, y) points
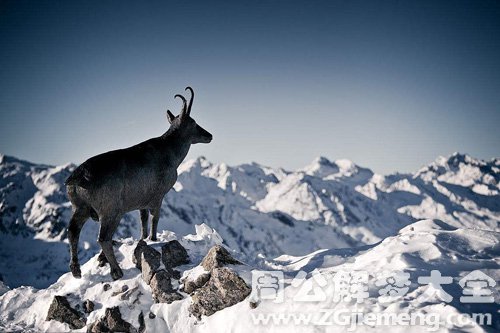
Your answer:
(199, 219), (500, 333)
(0, 152), (499, 289)
(0, 219), (498, 332)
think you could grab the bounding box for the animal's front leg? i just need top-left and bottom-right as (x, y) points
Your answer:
(139, 209), (149, 240)
(149, 206), (161, 241)
(98, 215), (123, 280)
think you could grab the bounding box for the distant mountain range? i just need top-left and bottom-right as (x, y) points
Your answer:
(0, 152), (498, 288)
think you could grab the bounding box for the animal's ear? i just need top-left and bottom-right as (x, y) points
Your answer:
(166, 110), (175, 124)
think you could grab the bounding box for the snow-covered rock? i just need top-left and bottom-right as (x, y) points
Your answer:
(0, 226), (253, 332)
(0, 220), (498, 332)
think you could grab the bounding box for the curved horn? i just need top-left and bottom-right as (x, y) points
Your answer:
(185, 86), (194, 115)
(174, 94), (187, 114)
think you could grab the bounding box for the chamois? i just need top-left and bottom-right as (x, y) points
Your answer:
(65, 87), (212, 280)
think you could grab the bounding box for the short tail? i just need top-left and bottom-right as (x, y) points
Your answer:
(66, 175), (99, 222)
(65, 165), (90, 187)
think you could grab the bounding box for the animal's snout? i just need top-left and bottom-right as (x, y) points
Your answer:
(201, 132), (212, 143)
(196, 125), (213, 143)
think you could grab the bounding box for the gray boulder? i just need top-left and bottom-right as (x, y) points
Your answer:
(201, 245), (241, 271)
(86, 319), (109, 333)
(83, 299), (95, 314)
(171, 269), (181, 280)
(150, 269), (183, 304)
(141, 246), (161, 284)
(189, 267), (251, 319)
(120, 286), (139, 301)
(87, 306), (137, 333)
(183, 271), (210, 294)
(161, 240), (190, 268)
(183, 245), (241, 294)
(132, 240), (148, 270)
(46, 295), (86, 329)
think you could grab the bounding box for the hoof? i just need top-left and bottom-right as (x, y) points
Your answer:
(149, 235), (157, 242)
(111, 268), (124, 280)
(70, 262), (81, 278)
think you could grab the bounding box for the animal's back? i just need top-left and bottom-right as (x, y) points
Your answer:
(65, 137), (162, 188)
(65, 150), (126, 188)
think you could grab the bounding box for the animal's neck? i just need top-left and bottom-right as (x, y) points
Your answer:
(161, 129), (192, 167)
(172, 140), (191, 167)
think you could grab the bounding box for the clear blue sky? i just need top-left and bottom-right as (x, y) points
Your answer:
(1, 0), (499, 174)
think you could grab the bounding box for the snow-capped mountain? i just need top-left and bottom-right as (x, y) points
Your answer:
(0, 152), (498, 289)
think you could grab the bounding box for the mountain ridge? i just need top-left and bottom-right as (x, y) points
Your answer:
(0, 152), (498, 288)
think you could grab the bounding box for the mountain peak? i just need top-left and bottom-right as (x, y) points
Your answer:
(301, 156), (370, 180)
(443, 152), (475, 166)
(314, 156), (334, 165)
(178, 156), (213, 174)
(414, 152), (500, 191)
(0, 153), (35, 166)
(301, 156), (339, 177)
(420, 152), (481, 174)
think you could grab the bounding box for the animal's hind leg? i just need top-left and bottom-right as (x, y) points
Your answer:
(149, 206), (161, 241)
(98, 214), (123, 280)
(140, 209), (149, 240)
(68, 209), (89, 278)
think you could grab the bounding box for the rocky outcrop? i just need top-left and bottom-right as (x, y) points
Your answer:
(141, 246), (161, 285)
(46, 295), (86, 329)
(83, 299), (95, 314)
(161, 240), (190, 268)
(86, 319), (109, 333)
(189, 267), (251, 319)
(132, 240), (149, 270)
(183, 245), (243, 295)
(183, 271), (210, 294)
(87, 306), (137, 333)
(55, 241), (249, 329)
(133, 240), (186, 303)
(150, 269), (183, 304)
(201, 245), (241, 271)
